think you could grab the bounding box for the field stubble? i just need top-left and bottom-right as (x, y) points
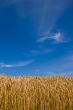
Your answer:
(0, 76), (73, 110)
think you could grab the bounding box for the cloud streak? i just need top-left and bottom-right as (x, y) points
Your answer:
(0, 0), (72, 35)
(37, 32), (68, 43)
(37, 0), (72, 35)
(0, 60), (34, 68)
(24, 48), (53, 58)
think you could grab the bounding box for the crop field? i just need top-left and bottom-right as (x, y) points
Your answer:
(0, 75), (73, 110)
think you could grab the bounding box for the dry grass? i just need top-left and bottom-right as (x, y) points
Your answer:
(0, 75), (73, 110)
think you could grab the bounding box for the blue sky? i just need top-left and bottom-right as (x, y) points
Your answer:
(0, 0), (73, 76)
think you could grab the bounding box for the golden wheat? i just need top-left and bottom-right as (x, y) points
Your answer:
(0, 75), (73, 110)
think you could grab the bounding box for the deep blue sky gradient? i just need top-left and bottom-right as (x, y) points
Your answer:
(0, 0), (73, 76)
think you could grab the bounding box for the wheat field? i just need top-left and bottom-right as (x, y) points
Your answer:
(0, 75), (73, 110)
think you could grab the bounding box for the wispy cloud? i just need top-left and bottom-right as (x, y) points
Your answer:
(1, 0), (71, 19)
(0, 60), (34, 68)
(63, 53), (73, 66)
(37, 0), (71, 35)
(0, 0), (72, 38)
(31, 48), (52, 56)
(37, 32), (69, 43)
(37, 36), (49, 43)
(24, 48), (53, 58)
(50, 53), (73, 73)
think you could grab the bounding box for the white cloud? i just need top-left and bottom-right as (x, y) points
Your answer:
(52, 33), (62, 42)
(0, 60), (34, 68)
(37, 36), (49, 43)
(51, 32), (66, 43)
(37, 32), (69, 43)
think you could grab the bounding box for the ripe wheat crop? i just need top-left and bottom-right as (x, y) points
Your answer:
(0, 75), (73, 110)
